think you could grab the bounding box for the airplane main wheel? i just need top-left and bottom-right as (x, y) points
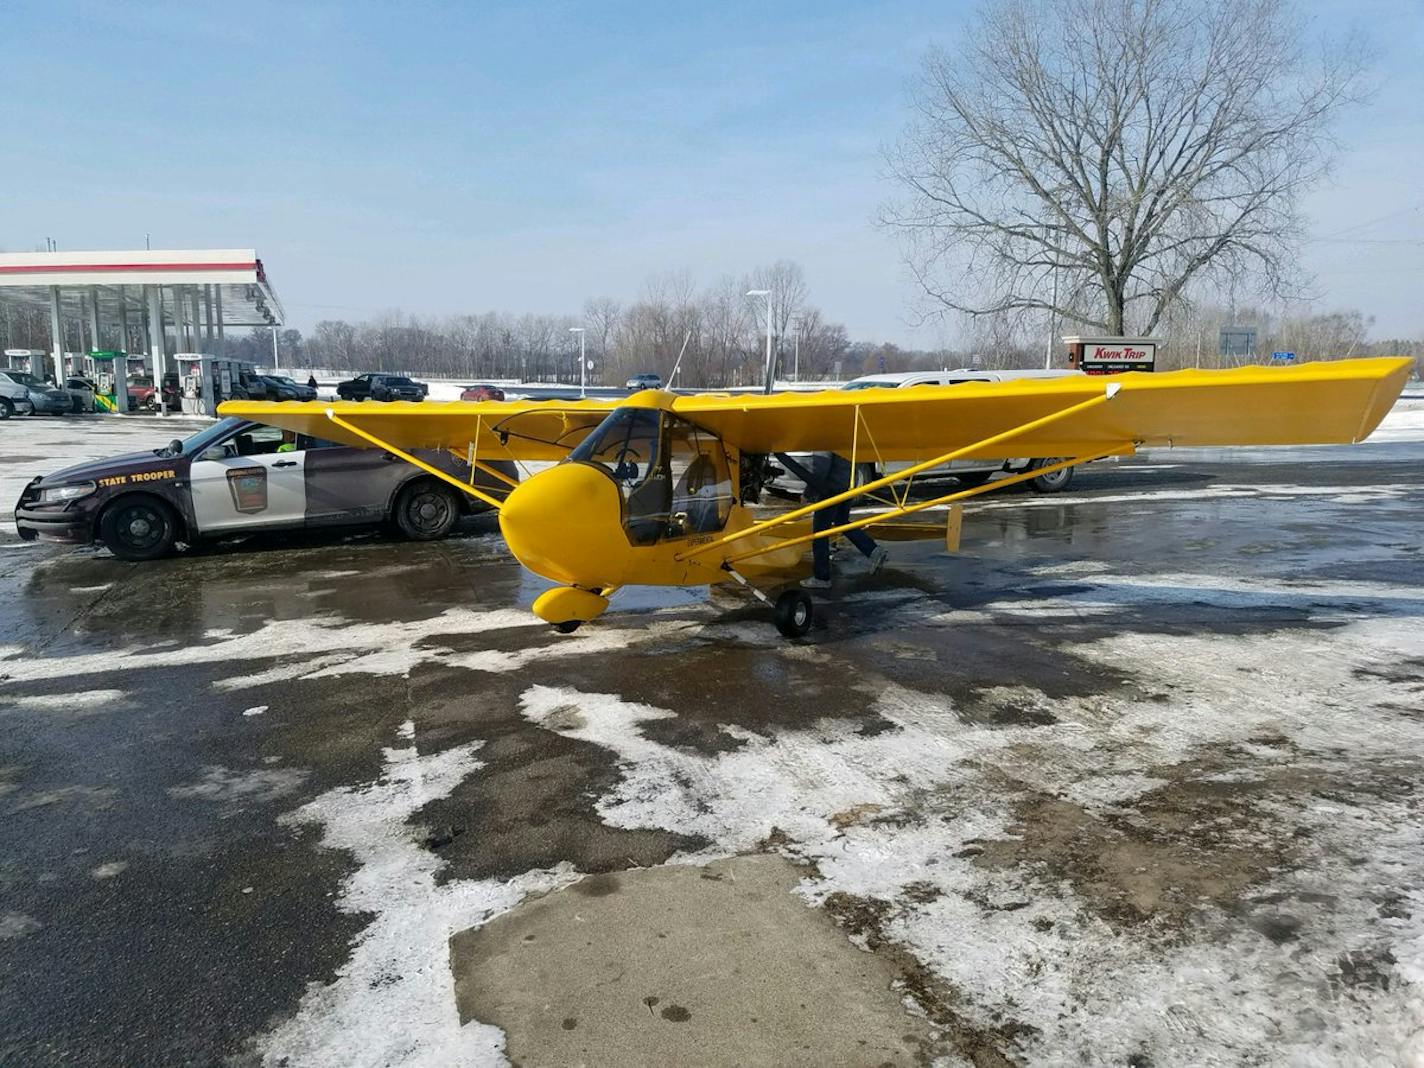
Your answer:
(774, 590), (813, 638)
(553, 620), (582, 634)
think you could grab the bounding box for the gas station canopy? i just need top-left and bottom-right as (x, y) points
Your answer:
(0, 248), (284, 328)
(0, 249), (285, 412)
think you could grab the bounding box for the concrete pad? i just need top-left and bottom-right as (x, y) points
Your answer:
(449, 855), (940, 1066)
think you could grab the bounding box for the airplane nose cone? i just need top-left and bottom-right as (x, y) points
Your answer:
(500, 462), (628, 587)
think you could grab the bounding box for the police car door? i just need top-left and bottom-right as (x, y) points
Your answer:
(187, 424), (308, 533)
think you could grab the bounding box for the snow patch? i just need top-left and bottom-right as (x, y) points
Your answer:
(168, 766), (309, 804)
(514, 600), (1424, 1066)
(3, 689), (126, 714)
(0, 912), (42, 939)
(251, 726), (580, 1068)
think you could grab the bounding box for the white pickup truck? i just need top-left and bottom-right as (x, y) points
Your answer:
(839, 368), (1085, 492)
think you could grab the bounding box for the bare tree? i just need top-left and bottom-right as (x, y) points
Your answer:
(747, 260), (808, 345)
(886, 0), (1368, 335)
(583, 297), (622, 364)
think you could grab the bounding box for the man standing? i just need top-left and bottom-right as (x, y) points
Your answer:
(781, 452), (887, 589)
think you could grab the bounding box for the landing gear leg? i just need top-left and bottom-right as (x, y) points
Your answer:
(723, 564), (814, 639)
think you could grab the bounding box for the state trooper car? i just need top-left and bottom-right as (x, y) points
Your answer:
(15, 417), (514, 560)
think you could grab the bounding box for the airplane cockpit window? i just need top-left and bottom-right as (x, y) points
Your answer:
(568, 408), (667, 545)
(666, 418), (733, 537)
(567, 408), (734, 545)
(569, 408), (661, 487)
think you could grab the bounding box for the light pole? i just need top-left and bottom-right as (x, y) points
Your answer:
(747, 289), (772, 394)
(569, 327), (586, 397)
(791, 314), (802, 383)
(1044, 268), (1059, 371)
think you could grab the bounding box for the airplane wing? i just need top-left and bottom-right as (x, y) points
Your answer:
(220, 357), (1412, 465)
(667, 357), (1415, 460)
(216, 397), (620, 461)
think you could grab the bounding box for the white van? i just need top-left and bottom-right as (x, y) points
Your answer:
(841, 368), (1084, 492)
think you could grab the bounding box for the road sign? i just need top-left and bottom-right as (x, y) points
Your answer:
(1220, 326), (1257, 359)
(1271, 351), (1297, 364)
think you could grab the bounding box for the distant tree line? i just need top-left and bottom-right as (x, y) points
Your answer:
(3, 259), (1416, 385)
(959, 302), (1422, 372)
(233, 261), (881, 388)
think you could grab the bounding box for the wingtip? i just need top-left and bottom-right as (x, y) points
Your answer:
(1106, 382), (1122, 399)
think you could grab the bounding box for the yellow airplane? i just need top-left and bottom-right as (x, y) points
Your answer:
(222, 356), (1413, 637)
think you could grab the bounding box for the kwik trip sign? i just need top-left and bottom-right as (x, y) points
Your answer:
(1062, 336), (1160, 375)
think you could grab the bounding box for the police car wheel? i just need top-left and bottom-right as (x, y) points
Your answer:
(1028, 460), (1073, 493)
(394, 481), (458, 541)
(0, 398), (11, 420)
(100, 495), (178, 561)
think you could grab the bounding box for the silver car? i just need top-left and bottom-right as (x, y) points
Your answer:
(0, 371), (69, 415)
(64, 376), (97, 413)
(0, 375), (34, 419)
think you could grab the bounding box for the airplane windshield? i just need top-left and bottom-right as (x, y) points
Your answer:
(568, 408), (661, 486)
(567, 407), (733, 545)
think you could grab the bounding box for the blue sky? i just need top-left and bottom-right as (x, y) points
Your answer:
(3, 0), (1421, 345)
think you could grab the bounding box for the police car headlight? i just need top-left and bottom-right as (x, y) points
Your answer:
(40, 481), (96, 502)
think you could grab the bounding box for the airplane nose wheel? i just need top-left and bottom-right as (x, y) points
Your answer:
(774, 590), (814, 638)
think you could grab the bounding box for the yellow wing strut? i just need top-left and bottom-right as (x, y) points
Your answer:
(722, 448), (1126, 565)
(678, 383), (1122, 562)
(324, 410), (507, 511)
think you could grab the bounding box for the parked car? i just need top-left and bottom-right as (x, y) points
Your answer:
(126, 374), (158, 411)
(840, 369), (1086, 492)
(626, 373), (662, 391)
(240, 374), (317, 402)
(0, 373), (36, 418)
(64, 376), (97, 413)
(459, 383), (506, 402)
(14, 417), (516, 561)
(160, 372), (182, 412)
(336, 373), (428, 402)
(0, 371), (69, 416)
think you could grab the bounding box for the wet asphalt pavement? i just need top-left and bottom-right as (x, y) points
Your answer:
(1, 416), (1423, 1066)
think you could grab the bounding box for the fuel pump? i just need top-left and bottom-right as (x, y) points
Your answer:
(110, 355), (130, 414)
(176, 355), (216, 416)
(87, 351), (129, 413)
(2, 349), (48, 379)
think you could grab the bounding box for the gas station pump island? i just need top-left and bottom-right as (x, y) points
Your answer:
(175, 354), (258, 415)
(0, 249), (284, 417)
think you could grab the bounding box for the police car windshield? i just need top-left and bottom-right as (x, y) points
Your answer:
(164, 418), (245, 458)
(5, 371), (43, 387)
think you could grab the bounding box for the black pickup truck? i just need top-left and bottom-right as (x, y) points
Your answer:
(335, 373), (428, 402)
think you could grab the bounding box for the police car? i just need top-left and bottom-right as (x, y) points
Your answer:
(15, 417), (514, 560)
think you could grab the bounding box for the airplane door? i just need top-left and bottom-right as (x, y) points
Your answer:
(188, 425), (308, 534)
